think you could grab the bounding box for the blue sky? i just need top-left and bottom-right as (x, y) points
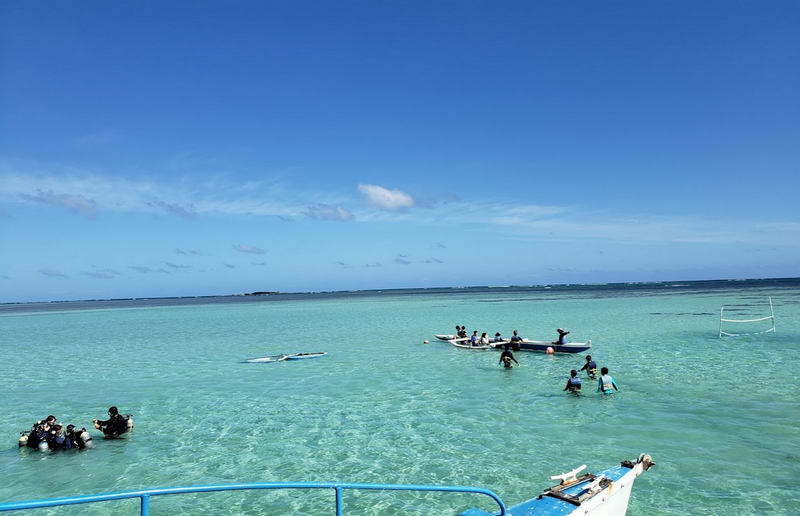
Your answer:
(1, 1), (798, 303)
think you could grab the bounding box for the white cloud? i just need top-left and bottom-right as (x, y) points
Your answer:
(358, 184), (414, 211)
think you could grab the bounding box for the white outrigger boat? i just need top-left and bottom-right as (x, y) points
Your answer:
(0, 453), (654, 515)
(245, 352), (327, 363)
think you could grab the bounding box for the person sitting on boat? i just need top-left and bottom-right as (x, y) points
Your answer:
(580, 355), (597, 378)
(480, 332), (489, 345)
(457, 326), (468, 339)
(509, 330), (522, 351)
(469, 331), (479, 346)
(564, 370), (582, 392)
(93, 406), (130, 438)
(597, 367), (619, 394)
(499, 346), (519, 368)
(552, 328), (570, 345)
(492, 332), (503, 342)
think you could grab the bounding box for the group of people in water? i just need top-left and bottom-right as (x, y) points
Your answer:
(454, 324), (619, 395)
(563, 355), (619, 394)
(20, 406), (133, 452)
(491, 339), (619, 395)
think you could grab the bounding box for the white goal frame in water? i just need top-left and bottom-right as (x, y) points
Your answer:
(719, 296), (776, 337)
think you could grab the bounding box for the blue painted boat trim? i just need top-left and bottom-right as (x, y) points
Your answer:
(0, 481), (506, 515)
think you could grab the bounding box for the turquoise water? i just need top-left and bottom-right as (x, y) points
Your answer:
(2, 280), (799, 515)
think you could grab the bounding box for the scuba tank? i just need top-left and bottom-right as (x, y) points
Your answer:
(79, 428), (94, 448)
(18, 432), (29, 447)
(126, 414), (134, 430)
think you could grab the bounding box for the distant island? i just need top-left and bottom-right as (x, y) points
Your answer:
(245, 291), (280, 296)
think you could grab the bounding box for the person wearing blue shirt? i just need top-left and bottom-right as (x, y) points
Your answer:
(553, 328), (570, 345)
(597, 367), (619, 394)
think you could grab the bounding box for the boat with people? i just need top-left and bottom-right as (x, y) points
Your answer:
(0, 453), (655, 515)
(245, 352), (327, 363)
(450, 338), (492, 350)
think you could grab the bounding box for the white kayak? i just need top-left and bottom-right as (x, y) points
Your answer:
(246, 352), (327, 363)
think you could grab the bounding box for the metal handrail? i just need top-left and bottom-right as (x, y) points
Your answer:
(0, 481), (507, 515)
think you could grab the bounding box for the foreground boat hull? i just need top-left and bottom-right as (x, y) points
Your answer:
(0, 454), (653, 515)
(459, 454), (654, 516)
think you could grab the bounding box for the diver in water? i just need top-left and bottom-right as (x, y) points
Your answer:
(25, 415), (58, 449)
(64, 424), (93, 449)
(93, 406), (131, 438)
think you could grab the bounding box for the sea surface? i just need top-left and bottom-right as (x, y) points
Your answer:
(1, 279), (799, 515)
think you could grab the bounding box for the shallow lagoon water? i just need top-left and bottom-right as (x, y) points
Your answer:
(2, 280), (799, 515)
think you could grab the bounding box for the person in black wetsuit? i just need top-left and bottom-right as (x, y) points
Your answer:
(499, 345), (520, 368)
(93, 406), (129, 438)
(509, 330), (523, 351)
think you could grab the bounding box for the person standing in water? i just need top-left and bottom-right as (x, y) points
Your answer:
(581, 355), (597, 378)
(597, 367), (619, 394)
(499, 346), (520, 368)
(93, 406), (131, 438)
(509, 330), (523, 351)
(564, 369), (581, 392)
